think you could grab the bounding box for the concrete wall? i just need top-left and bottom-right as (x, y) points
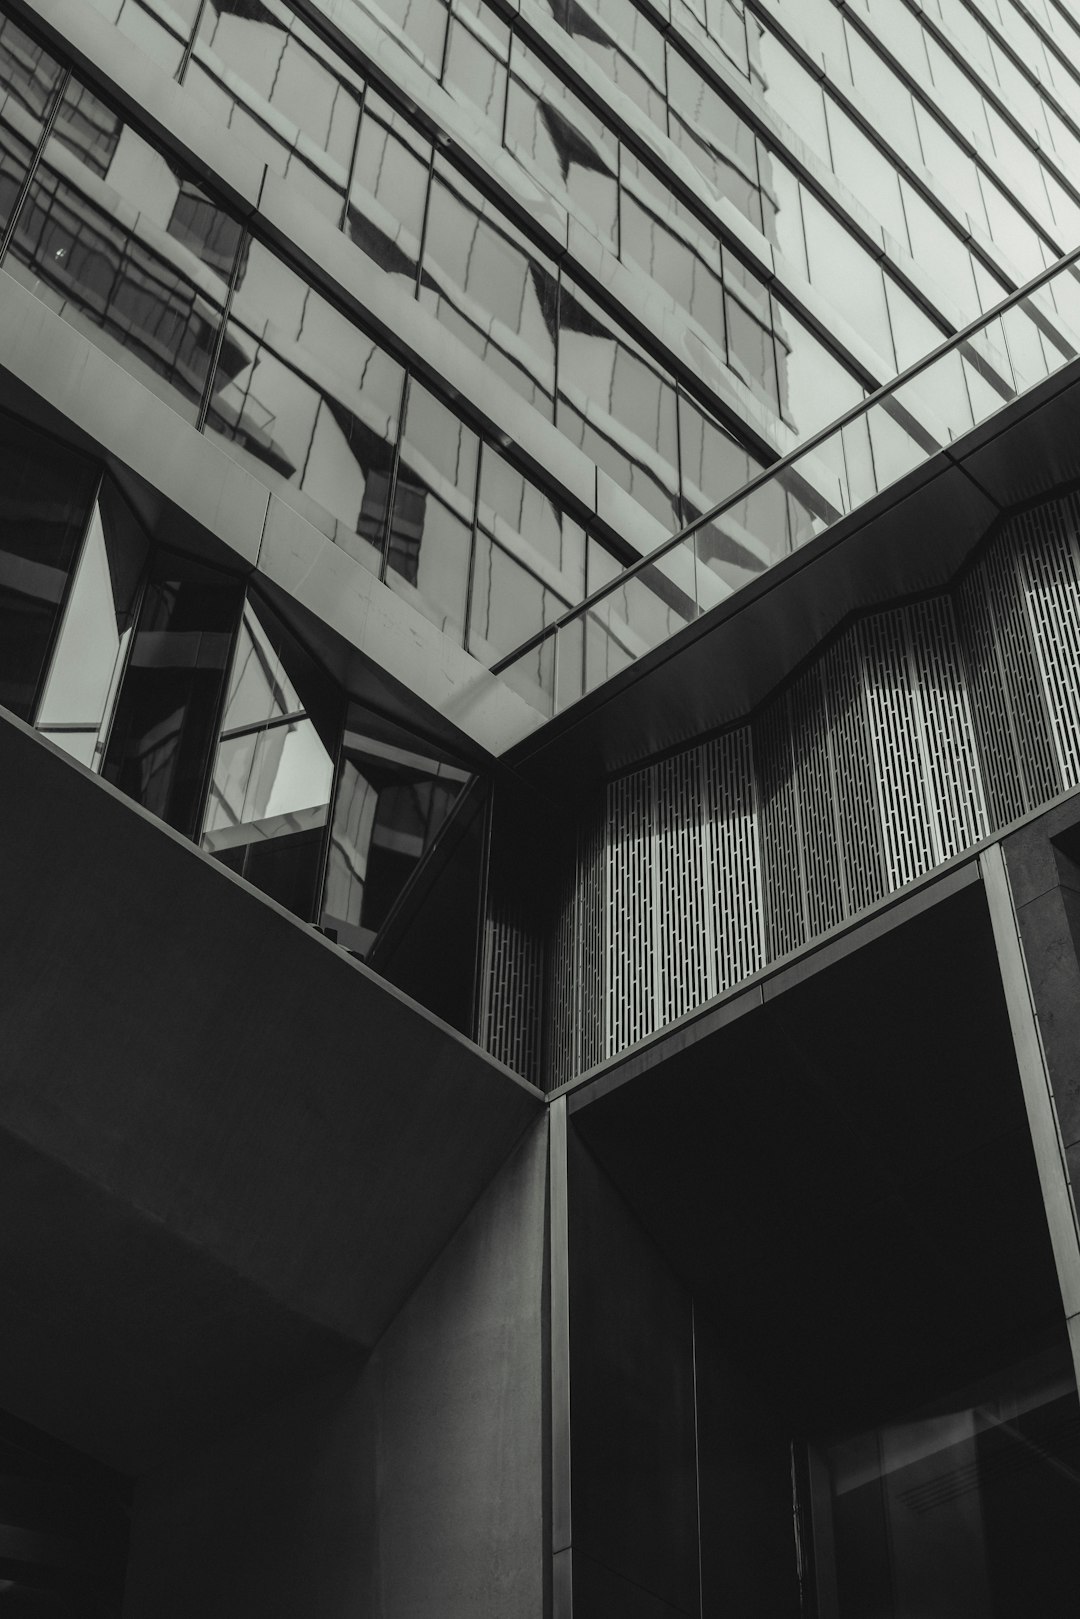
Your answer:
(122, 1117), (549, 1619)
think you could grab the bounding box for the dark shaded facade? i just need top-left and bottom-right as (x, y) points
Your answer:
(3, 0), (1080, 1613)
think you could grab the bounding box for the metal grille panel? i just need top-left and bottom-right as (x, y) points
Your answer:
(956, 540), (1029, 826)
(1016, 497), (1080, 792)
(789, 662), (847, 937)
(907, 596), (989, 860)
(702, 726), (764, 991)
(482, 906), (543, 1084)
(822, 632), (884, 915)
(607, 769), (656, 1055)
(653, 750), (716, 1029)
(755, 692), (806, 959)
(859, 611), (940, 890)
(537, 490), (1080, 1084)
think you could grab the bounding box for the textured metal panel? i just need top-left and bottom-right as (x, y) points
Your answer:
(482, 904), (543, 1086)
(1015, 495), (1080, 793)
(905, 596), (989, 861)
(754, 691), (806, 960)
(701, 726), (765, 992)
(859, 610), (939, 890)
(548, 493), (1080, 1079)
(789, 662), (846, 938)
(577, 811), (606, 1074)
(548, 807), (606, 1088)
(653, 749), (716, 1029)
(984, 525), (1060, 811)
(607, 769), (656, 1055)
(956, 539), (1030, 827)
(821, 631), (884, 917)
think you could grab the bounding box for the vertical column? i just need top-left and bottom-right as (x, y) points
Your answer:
(981, 839), (1080, 1389)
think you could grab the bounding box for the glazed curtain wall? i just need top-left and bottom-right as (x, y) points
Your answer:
(536, 489), (1080, 1084)
(0, 413), (469, 967)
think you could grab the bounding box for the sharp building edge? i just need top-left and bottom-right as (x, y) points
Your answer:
(2, 0), (1080, 1612)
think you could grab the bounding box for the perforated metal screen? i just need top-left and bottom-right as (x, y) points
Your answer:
(490, 494), (1080, 1085)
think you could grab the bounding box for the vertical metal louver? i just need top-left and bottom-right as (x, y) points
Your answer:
(1015, 496), (1080, 792)
(484, 491), (1080, 1085)
(701, 726), (764, 993)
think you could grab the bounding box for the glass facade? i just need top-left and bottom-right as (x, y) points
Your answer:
(0, 414), (468, 958)
(4, 4), (1080, 1612)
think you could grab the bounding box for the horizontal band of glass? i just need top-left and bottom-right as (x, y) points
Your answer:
(492, 244), (1080, 715)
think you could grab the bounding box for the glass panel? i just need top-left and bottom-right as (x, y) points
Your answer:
(756, 24), (830, 158)
(101, 553), (242, 838)
(725, 265), (779, 413)
(620, 152), (725, 358)
(582, 560), (689, 696)
(557, 279), (681, 529)
(6, 78), (241, 424)
(321, 701), (469, 955)
(813, 1346), (1080, 1619)
(801, 189), (896, 369)
(0, 415), (98, 723)
(824, 102), (909, 251)
(844, 25), (921, 160)
(773, 298), (865, 439)
(759, 153), (807, 280)
(667, 54), (763, 232)
(542, 0), (666, 127)
(206, 239), (405, 568)
(420, 163), (558, 415)
(467, 443), (584, 669)
(0, 17), (65, 240)
(443, 5), (508, 133)
(87, 0), (199, 76)
(678, 393), (763, 607)
(386, 380), (477, 641)
(201, 596), (338, 919)
(346, 90), (431, 294)
(187, 0), (363, 226)
(347, 0), (448, 78)
(36, 479), (149, 769)
(506, 43), (619, 248)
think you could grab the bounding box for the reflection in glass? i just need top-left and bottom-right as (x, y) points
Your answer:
(812, 1347), (1080, 1619)
(202, 597), (338, 917)
(443, 2), (508, 133)
(101, 554), (242, 838)
(187, 0), (363, 226)
(36, 480), (149, 768)
(620, 152), (725, 360)
(420, 164), (558, 415)
(86, 0), (199, 75)
(540, 0), (666, 128)
(506, 43), (618, 248)
(348, 0), (448, 78)
(386, 380), (477, 639)
(0, 415), (97, 723)
(667, 54), (762, 232)
(468, 443), (584, 678)
(5, 77), (240, 423)
(772, 299), (864, 439)
(557, 279), (680, 529)
(678, 394), (766, 604)
(322, 702), (468, 955)
(0, 16), (64, 240)
(347, 90), (431, 293)
(206, 240), (404, 569)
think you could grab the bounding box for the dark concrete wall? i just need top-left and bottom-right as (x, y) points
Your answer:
(0, 712), (540, 1470)
(567, 1129), (698, 1617)
(122, 1117), (549, 1619)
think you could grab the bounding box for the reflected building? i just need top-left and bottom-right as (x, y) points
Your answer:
(3, 0), (1080, 1613)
